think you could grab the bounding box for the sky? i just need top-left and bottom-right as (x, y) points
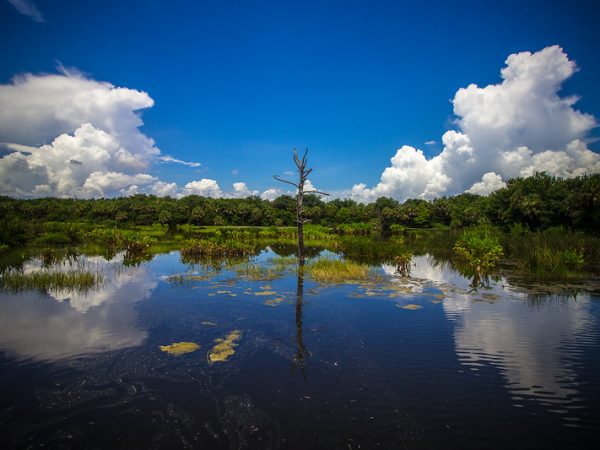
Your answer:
(1, 0), (599, 201)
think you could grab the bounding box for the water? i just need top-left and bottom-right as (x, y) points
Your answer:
(0, 248), (599, 449)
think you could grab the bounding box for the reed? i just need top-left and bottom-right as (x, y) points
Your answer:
(0, 269), (103, 292)
(306, 258), (373, 283)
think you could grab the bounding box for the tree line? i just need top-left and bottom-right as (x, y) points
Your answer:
(1, 173), (598, 237)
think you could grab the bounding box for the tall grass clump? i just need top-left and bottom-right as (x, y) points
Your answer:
(180, 239), (257, 264)
(503, 228), (593, 278)
(0, 269), (103, 293)
(306, 258), (373, 283)
(335, 222), (375, 236)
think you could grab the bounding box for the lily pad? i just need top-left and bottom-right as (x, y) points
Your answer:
(254, 290), (277, 296)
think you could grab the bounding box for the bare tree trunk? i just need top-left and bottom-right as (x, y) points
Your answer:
(273, 148), (329, 262)
(296, 176), (305, 260)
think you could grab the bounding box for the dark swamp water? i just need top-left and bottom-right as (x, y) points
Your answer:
(1, 244), (599, 449)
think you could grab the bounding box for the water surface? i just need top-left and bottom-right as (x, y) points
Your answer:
(0, 248), (599, 449)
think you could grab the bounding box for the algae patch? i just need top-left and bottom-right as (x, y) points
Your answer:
(397, 304), (423, 310)
(159, 341), (200, 356)
(264, 297), (285, 307)
(254, 290), (277, 296)
(208, 330), (242, 363)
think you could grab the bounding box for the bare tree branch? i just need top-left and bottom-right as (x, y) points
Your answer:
(273, 175), (299, 188)
(304, 189), (330, 196)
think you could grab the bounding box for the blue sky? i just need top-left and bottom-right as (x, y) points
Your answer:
(1, 0), (599, 200)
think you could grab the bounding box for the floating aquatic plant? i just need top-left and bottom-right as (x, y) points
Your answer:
(254, 290), (277, 296)
(264, 297), (285, 307)
(397, 304), (422, 310)
(208, 330), (242, 363)
(159, 341), (200, 356)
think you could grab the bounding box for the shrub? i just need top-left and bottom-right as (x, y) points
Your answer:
(453, 228), (503, 285)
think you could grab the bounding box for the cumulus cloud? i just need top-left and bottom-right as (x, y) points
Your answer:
(152, 181), (178, 197)
(0, 69), (201, 198)
(230, 182), (258, 198)
(467, 172), (506, 195)
(352, 46), (600, 202)
(0, 123), (158, 197)
(261, 188), (284, 201)
(183, 178), (223, 198)
(7, 0), (44, 22)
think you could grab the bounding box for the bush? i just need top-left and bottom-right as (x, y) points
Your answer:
(453, 228), (503, 285)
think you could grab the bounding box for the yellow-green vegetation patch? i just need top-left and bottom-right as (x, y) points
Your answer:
(431, 299), (443, 304)
(397, 304), (423, 310)
(264, 297), (285, 307)
(306, 259), (373, 283)
(208, 330), (242, 363)
(159, 341), (200, 356)
(254, 290), (277, 296)
(234, 263), (283, 281)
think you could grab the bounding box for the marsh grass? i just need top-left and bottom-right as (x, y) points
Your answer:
(180, 239), (257, 262)
(306, 258), (374, 283)
(0, 268), (103, 293)
(233, 263), (285, 281)
(503, 229), (598, 279)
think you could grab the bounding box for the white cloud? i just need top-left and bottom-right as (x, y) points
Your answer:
(183, 178), (223, 198)
(261, 188), (285, 201)
(82, 171), (156, 198)
(157, 155), (201, 167)
(230, 181), (258, 198)
(467, 172), (506, 195)
(8, 0), (44, 22)
(152, 181), (178, 197)
(0, 69), (201, 198)
(0, 123), (157, 198)
(425, 140), (436, 146)
(352, 46), (600, 202)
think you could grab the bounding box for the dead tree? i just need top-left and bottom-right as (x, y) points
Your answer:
(274, 148), (329, 260)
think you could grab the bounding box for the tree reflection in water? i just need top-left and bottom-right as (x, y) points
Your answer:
(291, 258), (310, 379)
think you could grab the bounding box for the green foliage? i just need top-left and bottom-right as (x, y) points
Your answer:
(453, 228), (504, 284)
(0, 173), (599, 242)
(306, 258), (373, 283)
(87, 228), (125, 247)
(34, 232), (72, 246)
(394, 249), (413, 276)
(335, 222), (375, 235)
(502, 229), (592, 279)
(389, 224), (405, 235)
(180, 238), (257, 263)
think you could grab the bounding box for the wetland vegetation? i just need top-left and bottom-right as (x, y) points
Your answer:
(1, 172), (599, 449)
